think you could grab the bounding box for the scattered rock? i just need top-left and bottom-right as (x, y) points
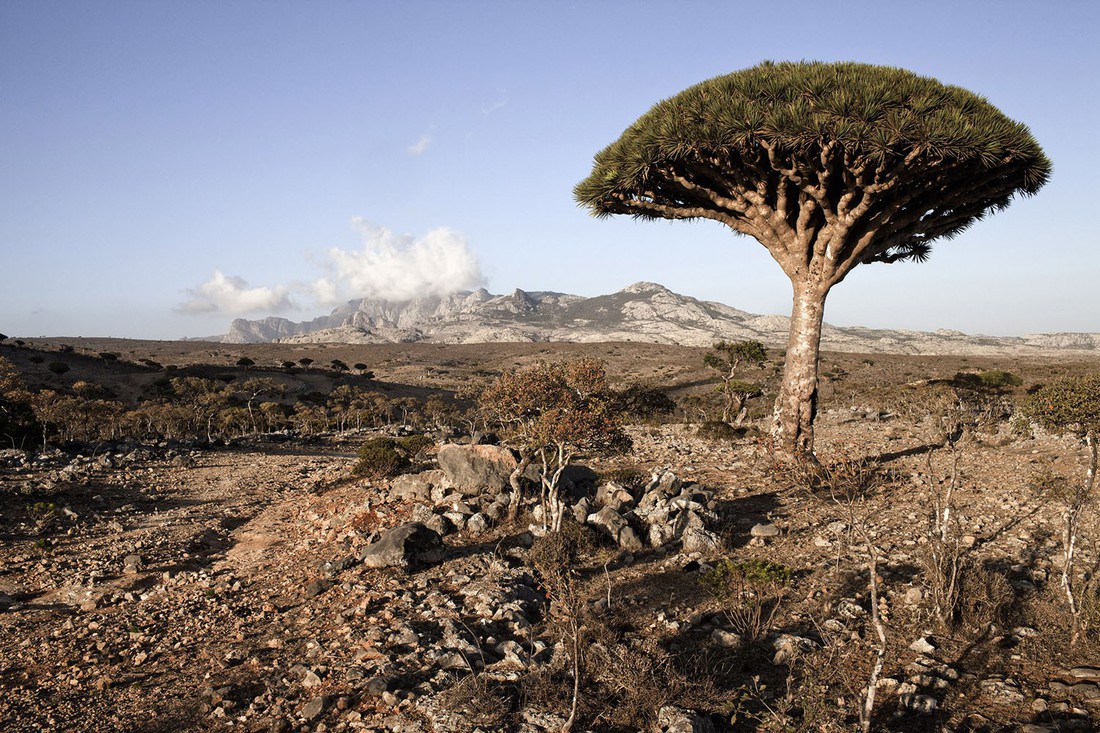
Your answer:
(358, 523), (444, 570)
(656, 705), (715, 733)
(304, 579), (333, 598)
(681, 527), (723, 554)
(436, 444), (520, 495)
(587, 507), (643, 551)
(300, 695), (329, 721)
(909, 636), (937, 655)
(389, 470), (445, 502)
(750, 522), (780, 538)
(465, 512), (491, 535)
(1070, 666), (1100, 679)
(899, 693), (938, 714)
(122, 554), (143, 574)
(901, 587), (923, 605)
(710, 629), (742, 649)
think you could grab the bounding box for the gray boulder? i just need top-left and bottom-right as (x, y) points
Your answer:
(595, 481), (635, 511)
(681, 527), (723, 555)
(587, 507), (643, 551)
(389, 469), (445, 502)
(466, 512), (491, 535)
(436, 444), (520, 496)
(358, 523), (443, 570)
(424, 513), (454, 537)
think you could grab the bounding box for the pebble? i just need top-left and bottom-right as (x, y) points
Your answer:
(750, 522), (780, 538)
(301, 695), (329, 721)
(909, 636), (936, 655)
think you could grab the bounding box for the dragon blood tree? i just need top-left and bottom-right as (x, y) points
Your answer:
(575, 61), (1050, 457)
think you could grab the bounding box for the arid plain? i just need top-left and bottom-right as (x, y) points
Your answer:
(2, 337), (1099, 733)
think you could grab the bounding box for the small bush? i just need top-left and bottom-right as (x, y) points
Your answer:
(700, 558), (792, 641)
(952, 369), (1022, 392)
(978, 369), (1023, 390)
(396, 434), (435, 459)
(700, 558), (793, 596)
(353, 437), (410, 478)
(30, 501), (56, 518)
(433, 674), (510, 728)
(956, 564), (1013, 631)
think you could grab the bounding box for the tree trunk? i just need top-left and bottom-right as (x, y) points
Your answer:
(772, 282), (829, 457)
(507, 452), (533, 522)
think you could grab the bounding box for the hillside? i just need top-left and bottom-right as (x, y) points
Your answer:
(210, 283), (1100, 356)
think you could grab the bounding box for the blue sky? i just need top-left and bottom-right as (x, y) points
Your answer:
(1, 1), (1097, 339)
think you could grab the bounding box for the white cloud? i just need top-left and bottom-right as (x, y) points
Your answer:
(313, 218), (485, 304)
(179, 270), (293, 316)
(407, 134), (432, 156)
(180, 220), (485, 317)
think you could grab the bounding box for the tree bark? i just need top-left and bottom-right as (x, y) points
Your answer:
(507, 451), (533, 522)
(772, 281), (829, 457)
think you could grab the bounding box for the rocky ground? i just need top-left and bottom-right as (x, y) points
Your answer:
(4, 406), (1100, 733)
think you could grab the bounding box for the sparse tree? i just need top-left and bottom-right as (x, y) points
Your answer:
(298, 357), (314, 370)
(0, 357), (22, 394)
(1021, 375), (1100, 642)
(0, 357), (37, 447)
(170, 377), (231, 443)
(237, 377), (285, 433)
(575, 61), (1050, 457)
(47, 361), (70, 377)
(291, 402), (328, 435)
(236, 356), (255, 369)
(258, 401), (291, 432)
(480, 358), (631, 529)
(424, 395), (457, 431)
(703, 339), (767, 425)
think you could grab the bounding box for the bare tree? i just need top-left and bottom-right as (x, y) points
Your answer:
(1022, 375), (1100, 642)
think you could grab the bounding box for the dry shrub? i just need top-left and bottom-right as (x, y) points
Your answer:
(582, 632), (688, 728)
(433, 674), (510, 730)
(527, 520), (595, 590)
(772, 447), (890, 503)
(956, 564), (1014, 632)
(396, 433), (435, 459)
(700, 558), (792, 642)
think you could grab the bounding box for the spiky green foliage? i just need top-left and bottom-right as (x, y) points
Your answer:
(575, 61), (1050, 268)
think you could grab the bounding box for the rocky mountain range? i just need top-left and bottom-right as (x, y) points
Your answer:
(208, 282), (1100, 356)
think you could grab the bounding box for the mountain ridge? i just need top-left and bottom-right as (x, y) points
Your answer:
(205, 283), (1100, 356)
